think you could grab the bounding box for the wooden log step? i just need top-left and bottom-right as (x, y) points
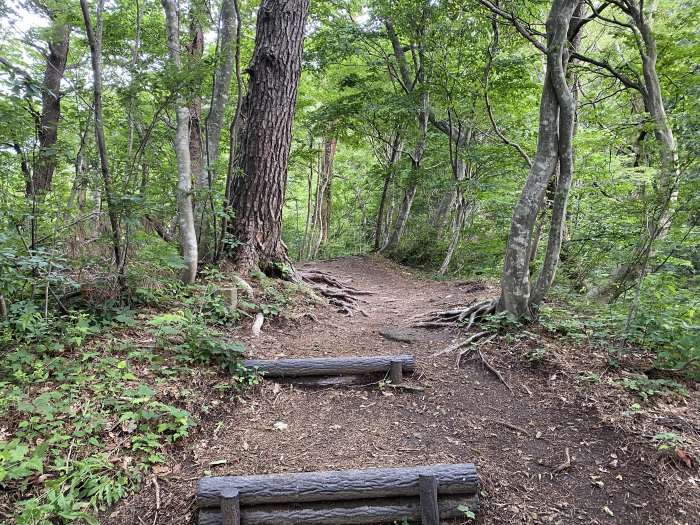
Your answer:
(199, 494), (479, 525)
(198, 463), (478, 507)
(241, 355), (416, 378)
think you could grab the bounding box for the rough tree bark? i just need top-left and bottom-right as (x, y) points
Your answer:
(226, 0), (309, 273)
(31, 18), (71, 196)
(80, 0), (123, 271)
(161, 0), (198, 283)
(498, 0), (578, 318)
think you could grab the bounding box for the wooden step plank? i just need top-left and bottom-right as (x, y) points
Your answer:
(198, 463), (477, 507)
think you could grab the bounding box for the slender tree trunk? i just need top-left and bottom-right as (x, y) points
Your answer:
(498, 0), (578, 318)
(320, 137), (336, 244)
(432, 189), (457, 232)
(309, 136), (336, 257)
(594, 2), (681, 302)
(80, 0), (123, 271)
(219, 0), (244, 259)
(188, 6), (206, 239)
(161, 0), (198, 283)
(226, 0), (309, 273)
(373, 132), (402, 251)
(381, 182), (417, 252)
(206, 0), (237, 184)
(438, 197), (469, 276)
(126, 0), (142, 163)
(65, 122), (90, 220)
(381, 91), (429, 252)
(437, 156), (470, 276)
(30, 19), (71, 196)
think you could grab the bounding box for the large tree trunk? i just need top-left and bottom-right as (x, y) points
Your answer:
(80, 0), (123, 272)
(30, 19), (71, 196)
(226, 0), (309, 273)
(498, 0), (578, 319)
(161, 0), (198, 283)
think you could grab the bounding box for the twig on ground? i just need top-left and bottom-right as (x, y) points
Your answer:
(151, 476), (161, 510)
(553, 447), (572, 473)
(491, 418), (530, 437)
(384, 383), (426, 393)
(477, 348), (514, 394)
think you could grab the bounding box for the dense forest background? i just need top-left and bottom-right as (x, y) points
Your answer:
(0, 0), (698, 522)
(1, 0), (696, 367)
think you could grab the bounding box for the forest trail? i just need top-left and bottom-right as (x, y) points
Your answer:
(106, 256), (695, 525)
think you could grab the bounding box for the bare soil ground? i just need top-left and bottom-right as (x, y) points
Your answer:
(104, 255), (699, 525)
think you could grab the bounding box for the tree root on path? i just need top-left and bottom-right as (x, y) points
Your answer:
(298, 269), (371, 317)
(413, 298), (498, 331)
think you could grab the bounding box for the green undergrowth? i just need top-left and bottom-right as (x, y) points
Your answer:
(0, 268), (310, 524)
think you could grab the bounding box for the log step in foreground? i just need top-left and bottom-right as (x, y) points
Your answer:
(198, 463), (479, 525)
(241, 355), (415, 379)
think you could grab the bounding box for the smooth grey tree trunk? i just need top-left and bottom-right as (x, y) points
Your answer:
(205, 0), (237, 187)
(162, 0), (198, 283)
(498, 0), (578, 318)
(373, 132), (402, 251)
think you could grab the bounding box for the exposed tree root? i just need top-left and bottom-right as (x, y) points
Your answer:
(298, 269), (371, 317)
(413, 298), (498, 330)
(432, 331), (490, 358)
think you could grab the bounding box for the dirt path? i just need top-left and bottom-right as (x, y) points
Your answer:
(106, 256), (697, 525)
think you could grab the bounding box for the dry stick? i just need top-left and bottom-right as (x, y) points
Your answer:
(152, 476), (161, 510)
(456, 334), (496, 368)
(553, 447), (572, 473)
(477, 348), (514, 394)
(491, 418), (530, 436)
(251, 313), (264, 337)
(432, 331), (488, 358)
